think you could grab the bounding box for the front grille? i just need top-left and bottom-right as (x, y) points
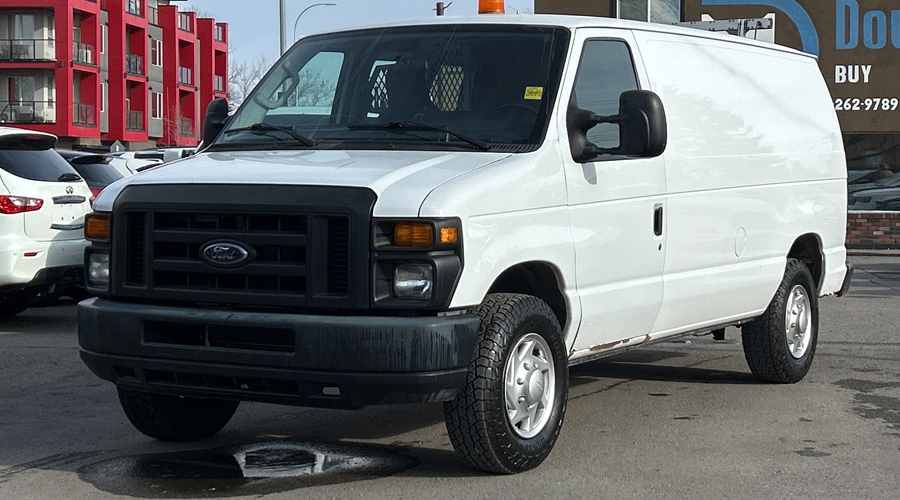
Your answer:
(112, 185), (375, 310)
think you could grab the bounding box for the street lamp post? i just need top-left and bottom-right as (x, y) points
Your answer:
(279, 1), (337, 55)
(293, 3), (337, 41)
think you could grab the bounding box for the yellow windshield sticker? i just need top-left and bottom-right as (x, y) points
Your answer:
(524, 86), (544, 100)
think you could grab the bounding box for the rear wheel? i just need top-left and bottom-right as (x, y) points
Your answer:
(742, 258), (819, 383)
(117, 387), (239, 442)
(444, 293), (568, 474)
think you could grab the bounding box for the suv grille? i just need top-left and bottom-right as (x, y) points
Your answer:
(112, 185), (374, 310)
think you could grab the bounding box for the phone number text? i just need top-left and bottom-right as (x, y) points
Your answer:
(834, 97), (899, 111)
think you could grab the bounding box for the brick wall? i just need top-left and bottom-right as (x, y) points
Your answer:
(847, 212), (900, 249)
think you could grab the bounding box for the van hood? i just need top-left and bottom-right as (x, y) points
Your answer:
(93, 150), (511, 216)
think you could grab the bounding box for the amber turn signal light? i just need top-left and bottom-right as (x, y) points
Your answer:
(85, 213), (110, 241)
(393, 222), (434, 247)
(440, 227), (458, 244)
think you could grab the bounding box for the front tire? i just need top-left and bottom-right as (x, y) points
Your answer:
(444, 293), (568, 474)
(118, 388), (239, 442)
(742, 258), (819, 383)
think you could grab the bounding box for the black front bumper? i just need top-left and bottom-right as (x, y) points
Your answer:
(78, 298), (479, 409)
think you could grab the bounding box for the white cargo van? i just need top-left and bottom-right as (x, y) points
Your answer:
(77, 14), (851, 474)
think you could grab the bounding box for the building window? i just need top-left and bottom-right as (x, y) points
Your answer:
(150, 39), (162, 66)
(100, 24), (107, 54)
(618, 0), (681, 24)
(178, 13), (192, 32)
(151, 91), (162, 119)
(126, 0), (142, 17)
(100, 82), (106, 112)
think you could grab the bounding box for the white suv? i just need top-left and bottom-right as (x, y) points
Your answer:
(0, 127), (92, 317)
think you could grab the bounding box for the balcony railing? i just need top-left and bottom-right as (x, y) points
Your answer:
(0, 39), (55, 61)
(72, 41), (95, 65)
(0, 101), (56, 124)
(179, 117), (194, 137)
(126, 0), (141, 16)
(127, 109), (144, 131)
(178, 13), (192, 32)
(178, 66), (193, 85)
(126, 53), (143, 75)
(214, 75), (225, 92)
(73, 103), (96, 126)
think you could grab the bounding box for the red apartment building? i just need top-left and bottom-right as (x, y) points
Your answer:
(0, 0), (227, 149)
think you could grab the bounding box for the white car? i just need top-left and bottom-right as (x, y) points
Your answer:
(106, 151), (163, 174)
(848, 186), (900, 210)
(0, 127), (93, 316)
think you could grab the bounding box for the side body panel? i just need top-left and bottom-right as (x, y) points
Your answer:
(630, 30), (847, 336)
(555, 28), (668, 353)
(419, 144), (582, 350)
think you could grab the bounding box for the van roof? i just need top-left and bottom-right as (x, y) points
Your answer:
(305, 14), (816, 61)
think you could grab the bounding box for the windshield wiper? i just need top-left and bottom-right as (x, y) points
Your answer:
(348, 121), (490, 150)
(222, 122), (316, 146)
(57, 172), (83, 182)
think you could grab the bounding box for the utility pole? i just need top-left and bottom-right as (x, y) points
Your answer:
(279, 0), (287, 55)
(435, 2), (451, 16)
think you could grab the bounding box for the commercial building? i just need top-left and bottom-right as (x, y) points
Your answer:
(0, 0), (227, 149)
(536, 0), (900, 248)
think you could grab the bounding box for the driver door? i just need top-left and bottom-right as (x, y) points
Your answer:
(559, 30), (668, 353)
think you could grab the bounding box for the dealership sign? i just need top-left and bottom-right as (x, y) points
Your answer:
(535, 0), (900, 132)
(685, 0), (900, 132)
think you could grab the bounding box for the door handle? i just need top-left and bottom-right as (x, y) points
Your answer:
(653, 205), (663, 236)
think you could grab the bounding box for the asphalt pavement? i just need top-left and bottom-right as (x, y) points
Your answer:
(0, 255), (898, 499)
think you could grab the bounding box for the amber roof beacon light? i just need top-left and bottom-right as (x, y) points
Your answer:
(478, 0), (505, 14)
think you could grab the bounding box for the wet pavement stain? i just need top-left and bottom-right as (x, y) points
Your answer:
(833, 379), (900, 432)
(794, 448), (832, 458)
(77, 440), (419, 498)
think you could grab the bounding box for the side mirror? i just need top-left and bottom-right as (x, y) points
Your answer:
(200, 98), (229, 151)
(567, 90), (667, 163)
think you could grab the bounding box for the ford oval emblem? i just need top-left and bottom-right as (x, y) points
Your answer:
(200, 241), (251, 267)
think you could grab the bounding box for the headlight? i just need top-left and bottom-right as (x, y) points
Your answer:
(393, 263), (434, 299)
(87, 252), (110, 285)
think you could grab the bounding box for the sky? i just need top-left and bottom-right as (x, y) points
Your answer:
(181, 0), (537, 66)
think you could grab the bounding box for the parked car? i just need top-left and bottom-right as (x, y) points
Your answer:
(78, 14), (850, 473)
(848, 186), (900, 210)
(0, 127), (92, 317)
(106, 151), (163, 174)
(56, 150), (126, 199)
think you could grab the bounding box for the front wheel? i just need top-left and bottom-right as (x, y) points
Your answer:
(444, 293), (568, 474)
(742, 258), (819, 383)
(117, 388), (239, 442)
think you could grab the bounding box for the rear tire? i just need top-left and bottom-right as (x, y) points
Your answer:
(117, 388), (239, 442)
(444, 293), (568, 474)
(742, 258), (819, 383)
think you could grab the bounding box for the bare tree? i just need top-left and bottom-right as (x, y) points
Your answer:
(228, 55), (269, 109)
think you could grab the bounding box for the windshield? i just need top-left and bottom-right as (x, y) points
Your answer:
(215, 25), (570, 152)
